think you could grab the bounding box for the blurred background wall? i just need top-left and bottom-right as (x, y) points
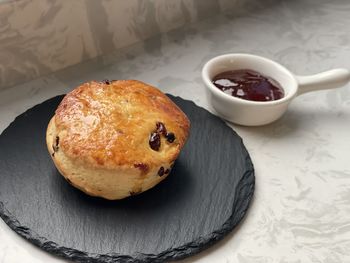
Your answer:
(0, 0), (270, 89)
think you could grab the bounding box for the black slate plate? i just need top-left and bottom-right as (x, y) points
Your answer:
(0, 95), (254, 263)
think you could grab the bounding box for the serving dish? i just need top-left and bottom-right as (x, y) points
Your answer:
(0, 94), (254, 262)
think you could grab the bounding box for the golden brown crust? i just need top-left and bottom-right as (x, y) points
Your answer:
(53, 80), (190, 172)
(47, 117), (173, 200)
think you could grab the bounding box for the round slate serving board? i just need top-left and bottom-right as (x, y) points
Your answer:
(0, 95), (254, 263)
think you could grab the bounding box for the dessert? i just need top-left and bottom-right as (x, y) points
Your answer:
(46, 80), (190, 200)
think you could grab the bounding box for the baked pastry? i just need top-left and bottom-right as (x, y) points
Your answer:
(46, 80), (190, 200)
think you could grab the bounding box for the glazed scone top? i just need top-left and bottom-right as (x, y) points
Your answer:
(54, 80), (190, 171)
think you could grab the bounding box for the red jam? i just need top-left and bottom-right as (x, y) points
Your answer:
(212, 69), (284, 102)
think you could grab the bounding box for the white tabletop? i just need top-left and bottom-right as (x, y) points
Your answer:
(1, 1), (350, 262)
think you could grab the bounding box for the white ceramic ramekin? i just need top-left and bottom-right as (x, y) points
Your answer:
(202, 53), (350, 126)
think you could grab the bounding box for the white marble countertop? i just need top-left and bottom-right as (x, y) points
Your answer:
(1, 0), (350, 262)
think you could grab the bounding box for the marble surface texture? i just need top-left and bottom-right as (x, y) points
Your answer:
(1, 0), (350, 262)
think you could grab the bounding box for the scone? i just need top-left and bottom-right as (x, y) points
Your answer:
(46, 80), (190, 200)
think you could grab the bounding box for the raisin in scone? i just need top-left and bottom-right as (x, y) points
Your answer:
(46, 80), (190, 200)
